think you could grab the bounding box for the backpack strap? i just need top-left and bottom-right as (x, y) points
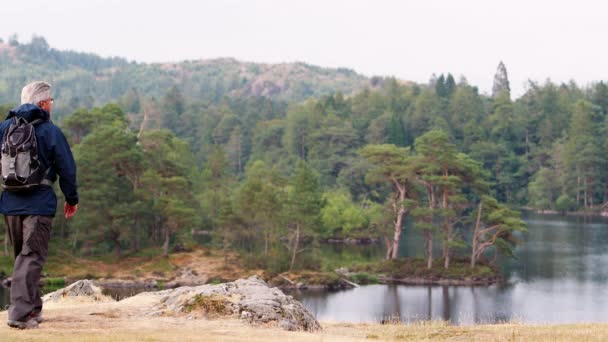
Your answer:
(40, 167), (54, 187)
(29, 118), (45, 125)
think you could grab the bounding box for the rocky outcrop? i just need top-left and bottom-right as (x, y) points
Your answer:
(165, 267), (209, 288)
(139, 275), (320, 331)
(42, 276), (320, 332)
(43, 279), (114, 303)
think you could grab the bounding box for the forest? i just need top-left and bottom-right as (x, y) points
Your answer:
(2, 36), (608, 273)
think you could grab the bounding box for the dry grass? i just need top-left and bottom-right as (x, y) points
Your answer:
(41, 247), (260, 283)
(2, 301), (608, 342)
(358, 320), (608, 341)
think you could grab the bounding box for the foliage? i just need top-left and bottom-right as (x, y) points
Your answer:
(3, 40), (606, 270)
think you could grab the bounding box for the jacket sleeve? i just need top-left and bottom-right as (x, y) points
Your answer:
(52, 126), (79, 206)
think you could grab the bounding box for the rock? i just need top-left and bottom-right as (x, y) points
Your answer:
(43, 279), (114, 303)
(335, 267), (349, 275)
(94, 279), (159, 289)
(165, 267), (209, 288)
(142, 275), (320, 331)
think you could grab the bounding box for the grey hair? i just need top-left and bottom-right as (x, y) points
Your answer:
(21, 81), (51, 105)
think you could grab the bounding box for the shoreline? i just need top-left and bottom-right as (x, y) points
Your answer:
(526, 207), (608, 217)
(0, 247), (504, 293)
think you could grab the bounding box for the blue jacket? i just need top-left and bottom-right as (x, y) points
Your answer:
(0, 104), (78, 216)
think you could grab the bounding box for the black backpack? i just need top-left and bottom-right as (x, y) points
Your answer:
(0, 117), (52, 191)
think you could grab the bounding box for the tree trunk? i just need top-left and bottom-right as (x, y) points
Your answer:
(138, 106), (149, 139)
(289, 224), (300, 271)
(427, 186), (434, 270)
(114, 238), (122, 260)
(584, 177), (588, 208)
(384, 236), (392, 260)
(444, 224), (451, 269)
(577, 176), (581, 206)
(425, 230), (433, 269)
(162, 227), (170, 257)
(471, 202), (483, 268)
(589, 177), (594, 207)
(442, 185), (450, 269)
(132, 216), (140, 253)
(389, 182), (407, 260)
(391, 207), (405, 259)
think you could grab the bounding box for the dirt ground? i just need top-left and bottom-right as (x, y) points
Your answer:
(45, 247), (261, 283)
(2, 298), (608, 342)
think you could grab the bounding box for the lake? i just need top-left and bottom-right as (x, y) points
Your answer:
(290, 212), (608, 324)
(2, 212), (608, 325)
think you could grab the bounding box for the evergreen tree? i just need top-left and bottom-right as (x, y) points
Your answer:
(286, 161), (323, 270)
(161, 86), (185, 133)
(435, 74), (447, 97)
(234, 161), (286, 258)
(492, 61), (511, 98)
(444, 73), (456, 97)
(361, 144), (417, 260)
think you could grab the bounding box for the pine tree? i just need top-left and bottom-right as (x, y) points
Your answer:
(286, 161), (323, 270)
(360, 144), (416, 260)
(444, 73), (456, 97)
(492, 61), (511, 98)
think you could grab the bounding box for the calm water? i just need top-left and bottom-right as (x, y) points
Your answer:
(3, 212), (608, 325)
(290, 212), (608, 324)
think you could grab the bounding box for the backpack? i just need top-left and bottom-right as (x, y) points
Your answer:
(0, 117), (52, 191)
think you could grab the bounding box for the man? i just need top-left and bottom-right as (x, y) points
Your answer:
(1, 81), (78, 329)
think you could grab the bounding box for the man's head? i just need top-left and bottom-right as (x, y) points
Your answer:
(21, 81), (53, 114)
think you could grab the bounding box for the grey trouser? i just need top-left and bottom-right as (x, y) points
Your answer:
(5, 215), (52, 321)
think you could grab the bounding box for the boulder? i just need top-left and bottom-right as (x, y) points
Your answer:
(165, 267), (209, 288)
(140, 275), (320, 331)
(43, 279), (114, 303)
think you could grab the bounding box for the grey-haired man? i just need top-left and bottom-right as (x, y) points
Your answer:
(1, 81), (78, 329)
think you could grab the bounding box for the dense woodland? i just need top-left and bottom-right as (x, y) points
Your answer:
(1, 36), (608, 272)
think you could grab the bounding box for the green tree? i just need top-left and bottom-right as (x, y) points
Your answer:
(321, 190), (368, 238)
(138, 130), (200, 256)
(161, 85), (186, 133)
(492, 61), (510, 98)
(234, 161), (286, 257)
(286, 161), (323, 270)
(528, 167), (560, 210)
(564, 100), (604, 208)
(470, 196), (526, 267)
(361, 144), (416, 260)
(72, 118), (143, 258)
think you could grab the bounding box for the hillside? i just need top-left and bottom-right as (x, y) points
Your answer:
(0, 37), (371, 111)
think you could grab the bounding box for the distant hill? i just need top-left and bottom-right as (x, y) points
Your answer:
(0, 37), (373, 112)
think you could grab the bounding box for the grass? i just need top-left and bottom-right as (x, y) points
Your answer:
(2, 244), (499, 290)
(140, 256), (175, 274)
(0, 254), (13, 276)
(357, 320), (608, 341)
(44, 277), (66, 287)
(183, 294), (234, 317)
(3, 316), (608, 341)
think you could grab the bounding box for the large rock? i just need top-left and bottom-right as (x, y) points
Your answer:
(165, 267), (209, 288)
(138, 275), (320, 331)
(43, 279), (114, 303)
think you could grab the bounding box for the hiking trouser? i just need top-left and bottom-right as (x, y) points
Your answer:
(5, 215), (52, 321)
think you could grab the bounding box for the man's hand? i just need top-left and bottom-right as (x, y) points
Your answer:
(64, 203), (78, 220)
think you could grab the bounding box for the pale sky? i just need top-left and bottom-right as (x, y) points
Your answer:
(1, 0), (607, 98)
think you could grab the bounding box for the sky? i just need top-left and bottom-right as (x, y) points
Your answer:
(1, 0), (607, 98)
